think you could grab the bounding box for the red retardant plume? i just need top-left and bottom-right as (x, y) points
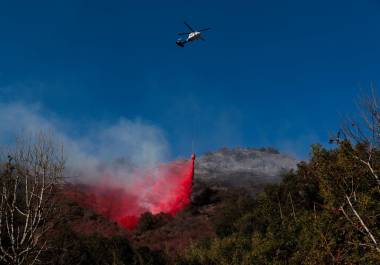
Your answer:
(68, 155), (195, 230)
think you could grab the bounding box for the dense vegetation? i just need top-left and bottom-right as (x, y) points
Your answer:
(177, 142), (380, 264)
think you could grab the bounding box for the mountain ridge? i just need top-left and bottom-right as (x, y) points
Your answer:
(195, 147), (298, 189)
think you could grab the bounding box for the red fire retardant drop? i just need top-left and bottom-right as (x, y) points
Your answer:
(71, 156), (195, 230)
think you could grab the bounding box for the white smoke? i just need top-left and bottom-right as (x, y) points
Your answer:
(0, 102), (170, 182)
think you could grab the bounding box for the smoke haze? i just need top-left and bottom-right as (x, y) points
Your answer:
(0, 102), (170, 182)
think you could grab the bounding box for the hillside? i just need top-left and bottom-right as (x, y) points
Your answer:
(56, 147), (298, 261)
(108, 148), (298, 255)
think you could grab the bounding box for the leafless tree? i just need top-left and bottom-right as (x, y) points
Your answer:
(0, 133), (65, 265)
(336, 87), (380, 253)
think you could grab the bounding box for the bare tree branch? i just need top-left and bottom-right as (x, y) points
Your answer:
(344, 195), (380, 253)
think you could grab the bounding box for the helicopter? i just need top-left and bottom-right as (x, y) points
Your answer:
(176, 22), (211, 47)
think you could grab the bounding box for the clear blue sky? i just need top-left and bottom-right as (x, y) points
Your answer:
(0, 0), (379, 158)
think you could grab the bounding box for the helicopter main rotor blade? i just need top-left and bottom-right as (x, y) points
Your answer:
(177, 32), (190, 36)
(184, 21), (195, 32)
(199, 27), (211, 32)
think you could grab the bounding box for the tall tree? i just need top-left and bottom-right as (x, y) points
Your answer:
(0, 133), (64, 265)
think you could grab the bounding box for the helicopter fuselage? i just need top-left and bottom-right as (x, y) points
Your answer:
(187, 31), (202, 42)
